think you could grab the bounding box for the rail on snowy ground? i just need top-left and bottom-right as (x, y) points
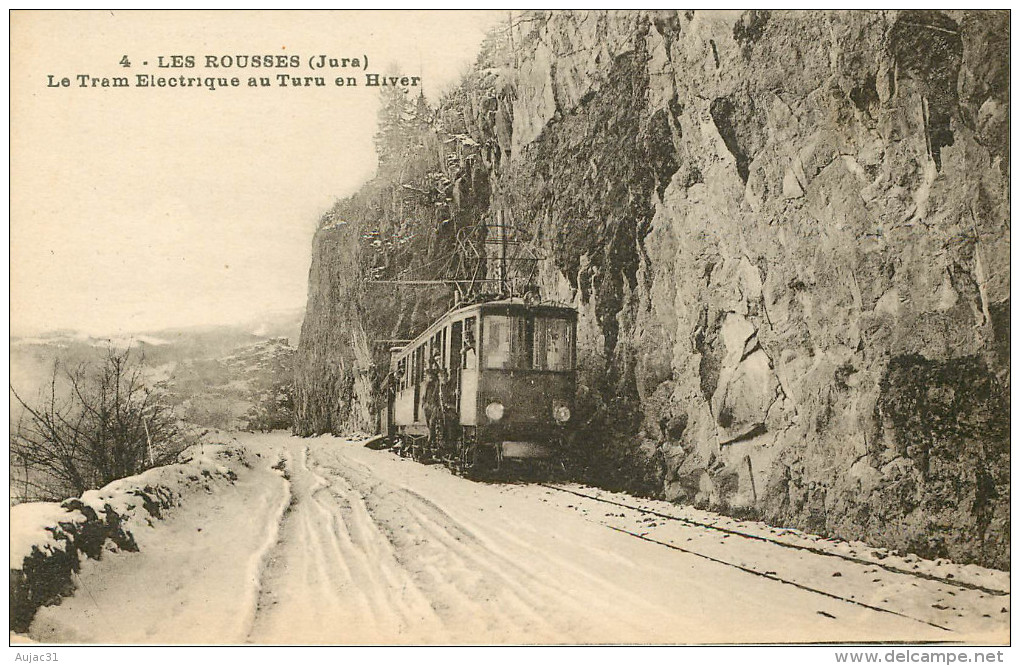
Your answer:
(9, 439), (251, 633)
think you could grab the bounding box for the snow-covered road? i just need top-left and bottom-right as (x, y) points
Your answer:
(27, 433), (1009, 644)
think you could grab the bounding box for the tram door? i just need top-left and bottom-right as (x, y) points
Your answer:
(449, 321), (463, 408)
(413, 346), (422, 423)
(460, 316), (479, 425)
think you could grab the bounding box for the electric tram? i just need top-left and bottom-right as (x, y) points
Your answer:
(381, 297), (577, 475)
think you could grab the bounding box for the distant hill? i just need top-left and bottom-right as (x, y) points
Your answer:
(10, 327), (296, 504)
(10, 308), (303, 428)
(158, 337), (296, 432)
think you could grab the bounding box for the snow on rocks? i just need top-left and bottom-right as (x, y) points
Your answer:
(10, 503), (89, 571)
(9, 438), (250, 633)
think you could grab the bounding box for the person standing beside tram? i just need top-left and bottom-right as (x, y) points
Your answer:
(422, 353), (449, 457)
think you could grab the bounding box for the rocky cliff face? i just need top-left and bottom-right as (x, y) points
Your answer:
(296, 10), (1009, 568)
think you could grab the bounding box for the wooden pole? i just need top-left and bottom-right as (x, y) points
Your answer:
(142, 417), (154, 466)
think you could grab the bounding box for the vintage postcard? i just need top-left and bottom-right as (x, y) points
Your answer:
(8, 9), (1010, 652)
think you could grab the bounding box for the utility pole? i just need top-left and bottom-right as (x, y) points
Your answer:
(499, 210), (509, 296)
(508, 11), (518, 69)
(142, 417), (154, 466)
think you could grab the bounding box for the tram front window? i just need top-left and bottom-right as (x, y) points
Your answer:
(483, 314), (573, 371)
(534, 317), (573, 371)
(483, 315), (514, 369)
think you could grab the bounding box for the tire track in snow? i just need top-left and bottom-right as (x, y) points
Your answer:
(248, 443), (447, 643)
(294, 446), (374, 625)
(303, 455), (417, 635)
(239, 452), (293, 642)
(401, 500), (560, 640)
(304, 453), (450, 640)
(395, 484), (684, 642)
(334, 454), (668, 636)
(321, 455), (660, 642)
(398, 487), (626, 638)
(448, 503), (686, 634)
(315, 457), (545, 640)
(249, 445), (380, 641)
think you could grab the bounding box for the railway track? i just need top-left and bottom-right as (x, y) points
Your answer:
(539, 483), (1008, 598)
(602, 523), (952, 633)
(536, 483), (1013, 635)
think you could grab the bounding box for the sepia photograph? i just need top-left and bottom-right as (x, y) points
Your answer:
(8, 8), (1011, 652)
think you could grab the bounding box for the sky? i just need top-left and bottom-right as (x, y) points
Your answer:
(10, 10), (504, 337)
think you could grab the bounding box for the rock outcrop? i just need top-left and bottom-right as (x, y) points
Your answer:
(295, 10), (1009, 568)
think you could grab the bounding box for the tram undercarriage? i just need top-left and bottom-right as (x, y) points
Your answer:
(389, 418), (567, 480)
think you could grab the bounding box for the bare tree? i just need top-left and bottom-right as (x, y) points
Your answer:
(10, 348), (187, 501)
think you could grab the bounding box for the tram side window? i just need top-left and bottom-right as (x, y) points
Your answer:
(432, 331), (444, 367)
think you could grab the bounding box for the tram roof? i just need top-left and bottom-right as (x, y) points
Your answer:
(389, 297), (576, 357)
(457, 297), (576, 316)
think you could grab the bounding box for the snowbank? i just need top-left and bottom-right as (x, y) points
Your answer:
(9, 440), (250, 632)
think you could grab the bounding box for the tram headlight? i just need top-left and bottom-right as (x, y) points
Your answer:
(485, 401), (505, 422)
(553, 403), (571, 423)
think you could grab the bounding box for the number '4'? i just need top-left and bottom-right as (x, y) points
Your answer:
(120, 55), (131, 67)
